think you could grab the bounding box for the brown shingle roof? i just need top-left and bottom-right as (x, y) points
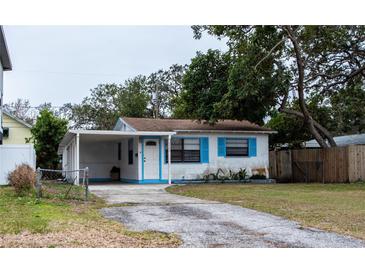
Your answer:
(121, 117), (273, 132)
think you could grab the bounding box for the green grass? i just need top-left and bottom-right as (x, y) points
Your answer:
(167, 183), (365, 239)
(0, 183), (180, 247)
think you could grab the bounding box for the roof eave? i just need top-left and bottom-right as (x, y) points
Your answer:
(3, 110), (32, 128)
(57, 130), (176, 154)
(0, 26), (12, 71)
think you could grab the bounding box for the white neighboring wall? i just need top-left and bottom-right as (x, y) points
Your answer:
(161, 133), (269, 180)
(0, 145), (36, 185)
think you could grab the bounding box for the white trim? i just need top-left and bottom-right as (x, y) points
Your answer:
(168, 134), (171, 185)
(69, 129), (175, 136)
(58, 130), (176, 154)
(75, 133), (80, 185)
(174, 130), (277, 134)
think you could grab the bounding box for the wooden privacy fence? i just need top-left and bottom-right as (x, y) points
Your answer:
(269, 145), (365, 183)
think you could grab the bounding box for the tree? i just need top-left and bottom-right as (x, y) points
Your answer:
(192, 25), (365, 147)
(64, 79), (150, 130)
(3, 98), (35, 125)
(266, 97), (335, 148)
(3, 99), (67, 125)
(147, 64), (186, 118)
(330, 82), (365, 134)
(64, 65), (186, 129)
(30, 109), (68, 169)
(119, 76), (150, 118)
(174, 50), (231, 121)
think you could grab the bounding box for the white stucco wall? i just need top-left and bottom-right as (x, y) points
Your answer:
(161, 133), (269, 180)
(79, 141), (119, 180)
(119, 136), (139, 181)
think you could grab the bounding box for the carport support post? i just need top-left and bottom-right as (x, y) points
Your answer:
(168, 134), (171, 185)
(75, 133), (80, 185)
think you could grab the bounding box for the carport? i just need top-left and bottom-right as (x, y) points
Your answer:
(58, 130), (175, 184)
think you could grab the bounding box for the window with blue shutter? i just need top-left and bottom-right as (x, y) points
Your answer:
(248, 137), (257, 157)
(165, 137), (201, 163)
(200, 137), (209, 163)
(217, 137), (226, 157)
(226, 138), (248, 156)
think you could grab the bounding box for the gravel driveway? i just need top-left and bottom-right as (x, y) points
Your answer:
(90, 184), (365, 248)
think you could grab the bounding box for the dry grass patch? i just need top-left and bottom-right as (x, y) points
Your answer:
(167, 183), (365, 239)
(0, 184), (180, 247)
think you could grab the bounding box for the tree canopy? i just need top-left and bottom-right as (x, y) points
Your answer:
(64, 64), (186, 129)
(187, 25), (365, 147)
(29, 109), (68, 169)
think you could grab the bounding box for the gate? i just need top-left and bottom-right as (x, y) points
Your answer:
(292, 160), (324, 183)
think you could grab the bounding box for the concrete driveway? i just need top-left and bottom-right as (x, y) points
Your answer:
(90, 184), (365, 248)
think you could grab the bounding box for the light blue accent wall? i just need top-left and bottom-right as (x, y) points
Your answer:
(217, 137), (226, 157)
(248, 137), (257, 157)
(200, 137), (209, 163)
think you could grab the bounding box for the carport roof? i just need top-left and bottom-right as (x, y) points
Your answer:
(58, 129), (175, 154)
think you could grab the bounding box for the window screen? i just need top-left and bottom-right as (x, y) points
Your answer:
(118, 142), (121, 161)
(128, 138), (133, 165)
(226, 138), (248, 157)
(3, 127), (9, 138)
(166, 138), (200, 163)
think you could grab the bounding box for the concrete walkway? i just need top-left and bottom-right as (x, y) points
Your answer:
(90, 184), (365, 248)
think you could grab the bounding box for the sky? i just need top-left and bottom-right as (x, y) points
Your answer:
(3, 26), (227, 107)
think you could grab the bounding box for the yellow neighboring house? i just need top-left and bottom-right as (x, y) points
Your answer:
(2, 110), (32, 144)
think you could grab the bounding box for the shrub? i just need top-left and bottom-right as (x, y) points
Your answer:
(250, 174), (267, 179)
(8, 164), (37, 196)
(203, 168), (248, 182)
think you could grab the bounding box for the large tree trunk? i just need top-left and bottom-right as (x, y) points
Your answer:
(279, 108), (337, 147)
(283, 26), (336, 148)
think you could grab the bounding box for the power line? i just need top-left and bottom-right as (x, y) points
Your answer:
(13, 69), (129, 78)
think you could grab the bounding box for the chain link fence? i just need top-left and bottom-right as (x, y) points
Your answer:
(35, 167), (89, 201)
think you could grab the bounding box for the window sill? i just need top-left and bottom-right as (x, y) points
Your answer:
(165, 162), (205, 164)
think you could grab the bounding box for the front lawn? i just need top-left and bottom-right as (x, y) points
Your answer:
(167, 183), (365, 239)
(0, 184), (180, 247)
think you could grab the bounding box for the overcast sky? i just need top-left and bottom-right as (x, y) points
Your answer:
(3, 26), (227, 107)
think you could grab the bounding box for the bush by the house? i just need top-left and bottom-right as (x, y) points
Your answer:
(203, 168), (248, 182)
(249, 174), (267, 179)
(7, 164), (37, 196)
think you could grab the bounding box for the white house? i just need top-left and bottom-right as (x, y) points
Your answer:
(59, 117), (275, 184)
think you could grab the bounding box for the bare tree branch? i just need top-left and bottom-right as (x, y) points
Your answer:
(283, 25), (335, 148)
(254, 39), (285, 70)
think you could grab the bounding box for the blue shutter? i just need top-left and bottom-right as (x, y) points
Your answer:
(248, 137), (257, 157)
(217, 137), (226, 157)
(200, 137), (209, 163)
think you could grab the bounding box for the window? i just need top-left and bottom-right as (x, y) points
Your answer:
(166, 138), (200, 163)
(3, 127), (9, 138)
(146, 141), (157, 146)
(128, 138), (133, 165)
(118, 142), (121, 161)
(226, 138), (248, 157)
